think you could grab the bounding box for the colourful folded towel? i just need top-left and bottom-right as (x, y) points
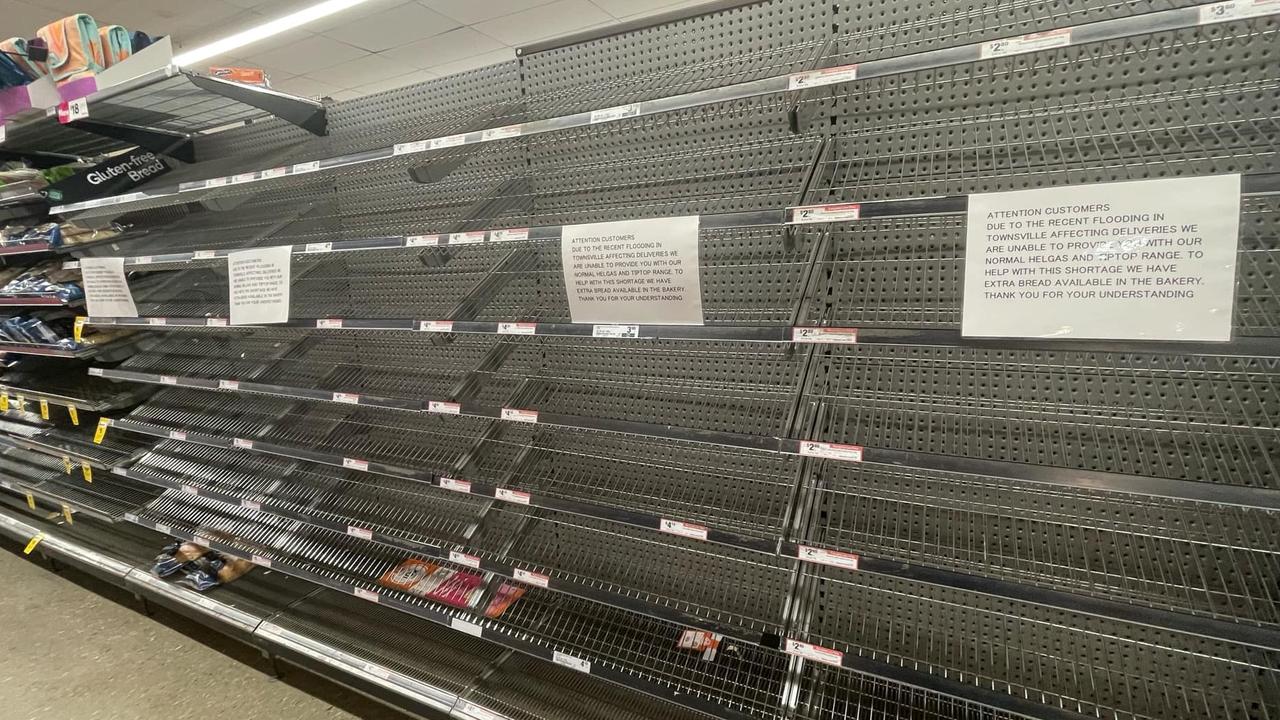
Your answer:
(37, 14), (104, 84)
(97, 25), (131, 67)
(1, 38), (47, 79)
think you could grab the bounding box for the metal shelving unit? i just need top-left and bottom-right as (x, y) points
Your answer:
(5, 1), (1276, 719)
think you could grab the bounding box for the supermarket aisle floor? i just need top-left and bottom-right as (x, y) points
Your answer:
(0, 543), (409, 720)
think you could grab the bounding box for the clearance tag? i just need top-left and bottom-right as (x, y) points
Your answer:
(68, 406), (79, 425)
(62, 456), (73, 474)
(0, 395), (8, 412)
(39, 399), (49, 420)
(23, 532), (44, 554)
(61, 504), (73, 524)
(81, 461), (92, 483)
(74, 316), (86, 342)
(25, 492), (35, 509)
(93, 418), (110, 444)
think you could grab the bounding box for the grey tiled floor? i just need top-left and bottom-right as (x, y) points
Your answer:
(0, 544), (410, 720)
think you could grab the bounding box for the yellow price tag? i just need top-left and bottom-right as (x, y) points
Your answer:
(0, 395), (8, 412)
(61, 504), (73, 524)
(62, 456), (73, 474)
(68, 406), (79, 425)
(93, 418), (110, 444)
(23, 532), (44, 554)
(74, 316), (86, 343)
(81, 462), (92, 483)
(39, 399), (49, 420)
(25, 492), (35, 509)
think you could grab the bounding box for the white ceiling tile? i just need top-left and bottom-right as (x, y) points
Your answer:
(427, 47), (516, 79)
(345, 68), (439, 96)
(320, 2), (460, 52)
(596, 0), (717, 19)
(303, 51), (404, 88)
(172, 9), (315, 56)
(304, 0), (418, 33)
(473, 0), (612, 47)
(0, 1), (70, 35)
(271, 74), (344, 99)
(379, 26), (504, 70)
(417, 0), (556, 25)
(238, 34), (368, 76)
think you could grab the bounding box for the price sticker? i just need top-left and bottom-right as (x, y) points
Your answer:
(798, 441), (864, 462)
(449, 550), (481, 568)
(219, 380), (240, 391)
(347, 526), (373, 540)
(495, 487), (530, 505)
(233, 438), (254, 449)
(418, 320), (454, 333)
(207, 318), (228, 327)
(343, 458), (370, 471)
(68, 406), (79, 425)
(798, 545), (860, 571)
(497, 322), (536, 335)
(788, 63), (859, 90)
(589, 104), (640, 124)
(440, 477), (471, 493)
(93, 417), (110, 444)
(168, 430), (187, 441)
(791, 327), (858, 344)
(490, 228), (529, 242)
(61, 504), (74, 524)
(38, 399), (48, 420)
(332, 392), (360, 404)
(405, 234), (441, 247)
(784, 639), (844, 666)
(393, 140), (428, 155)
(57, 97), (89, 123)
(500, 408), (538, 424)
(427, 400), (461, 415)
(1199, 0), (1280, 22)
(592, 324), (639, 338)
(62, 456), (73, 474)
(447, 231), (486, 245)
(0, 395), (7, 412)
(81, 462), (93, 483)
(354, 587), (380, 603)
(74, 316), (86, 342)
(481, 125), (523, 141)
(450, 617), (483, 637)
(23, 532), (45, 554)
(304, 242), (333, 253)
(659, 519), (709, 541)
(980, 28), (1072, 59)
(25, 492), (35, 509)
(292, 161), (321, 174)
(552, 651), (591, 673)
(790, 202), (861, 224)
(513, 567), (550, 588)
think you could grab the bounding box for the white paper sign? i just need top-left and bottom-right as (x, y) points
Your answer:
(962, 175), (1240, 342)
(80, 258), (138, 317)
(228, 246), (291, 325)
(562, 216), (703, 324)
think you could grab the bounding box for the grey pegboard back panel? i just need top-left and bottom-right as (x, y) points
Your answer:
(519, 0), (829, 117)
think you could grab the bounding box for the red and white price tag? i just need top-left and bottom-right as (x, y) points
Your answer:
(501, 408), (538, 424)
(405, 234), (440, 247)
(495, 487), (530, 505)
(1200, 0), (1280, 22)
(251, 554), (272, 567)
(316, 318), (343, 329)
(457, 700), (509, 720)
(261, 167), (286, 179)
(589, 104), (640, 123)
(791, 327), (858, 344)
(181, 485), (199, 495)
(206, 177), (229, 188)
(332, 392), (360, 404)
(233, 438), (254, 449)
(498, 322), (536, 335)
(513, 567), (550, 588)
(192, 535), (211, 547)
(784, 639), (844, 666)
(440, 477), (471, 493)
(980, 28), (1072, 59)
(159, 375), (177, 384)
(193, 250), (216, 260)
(241, 499), (262, 511)
(448, 231), (486, 245)
(148, 317), (167, 325)
(231, 172), (256, 185)
(791, 202), (861, 224)
(292, 161), (320, 174)
(220, 379), (240, 390)
(449, 550), (481, 568)
(304, 242), (333, 253)
(788, 63), (858, 90)
(418, 320), (454, 333)
(169, 430), (188, 441)
(343, 457), (370, 471)
(660, 519), (708, 541)
(427, 400), (461, 414)
(354, 587), (380, 603)
(347, 525), (374, 540)
(57, 97), (89, 123)
(798, 545), (860, 571)
(798, 441), (864, 462)
(481, 125), (523, 141)
(491, 228), (529, 242)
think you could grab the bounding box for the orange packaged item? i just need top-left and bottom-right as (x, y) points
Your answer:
(209, 67), (269, 87)
(483, 582), (526, 619)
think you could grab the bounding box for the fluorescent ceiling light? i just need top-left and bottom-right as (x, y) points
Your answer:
(171, 0), (375, 67)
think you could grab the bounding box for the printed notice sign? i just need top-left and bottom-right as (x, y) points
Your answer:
(562, 215), (703, 324)
(963, 175), (1240, 342)
(229, 246), (291, 325)
(80, 258), (138, 317)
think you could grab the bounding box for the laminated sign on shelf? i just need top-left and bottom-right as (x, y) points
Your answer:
(962, 174), (1241, 342)
(80, 257), (138, 317)
(228, 246), (291, 325)
(561, 215), (704, 325)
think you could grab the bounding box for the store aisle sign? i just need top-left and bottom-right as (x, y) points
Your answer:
(80, 257), (138, 317)
(561, 215), (703, 325)
(962, 175), (1240, 342)
(228, 246), (291, 325)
